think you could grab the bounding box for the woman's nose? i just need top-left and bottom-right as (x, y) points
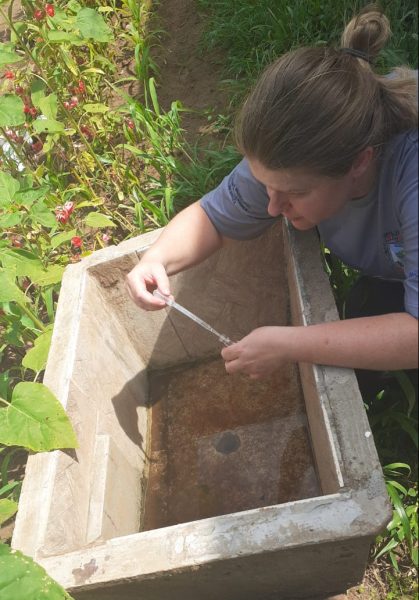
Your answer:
(267, 189), (290, 217)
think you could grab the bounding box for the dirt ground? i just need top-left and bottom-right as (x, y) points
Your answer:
(0, 1), (396, 598)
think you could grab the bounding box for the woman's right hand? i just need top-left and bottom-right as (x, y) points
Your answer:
(125, 258), (171, 310)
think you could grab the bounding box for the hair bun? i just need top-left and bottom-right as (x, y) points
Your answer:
(340, 5), (391, 60)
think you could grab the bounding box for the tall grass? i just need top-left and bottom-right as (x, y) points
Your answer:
(197, 0), (418, 104)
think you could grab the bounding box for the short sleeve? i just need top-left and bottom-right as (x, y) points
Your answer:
(200, 158), (278, 240)
(397, 132), (418, 318)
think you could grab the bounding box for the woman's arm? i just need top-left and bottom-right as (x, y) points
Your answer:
(126, 201), (225, 309)
(221, 312), (418, 377)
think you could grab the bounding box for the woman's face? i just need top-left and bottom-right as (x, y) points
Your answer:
(247, 158), (361, 230)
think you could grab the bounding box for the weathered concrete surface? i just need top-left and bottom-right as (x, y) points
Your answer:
(12, 223), (391, 599)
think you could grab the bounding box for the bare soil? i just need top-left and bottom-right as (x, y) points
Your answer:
(150, 0), (230, 143)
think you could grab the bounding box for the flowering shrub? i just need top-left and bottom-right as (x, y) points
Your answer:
(0, 0), (185, 537)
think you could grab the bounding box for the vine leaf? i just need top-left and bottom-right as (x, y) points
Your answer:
(0, 382), (78, 451)
(0, 542), (75, 600)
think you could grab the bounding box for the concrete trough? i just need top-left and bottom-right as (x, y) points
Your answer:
(12, 222), (391, 599)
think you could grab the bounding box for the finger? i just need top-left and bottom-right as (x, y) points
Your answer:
(152, 264), (171, 297)
(224, 358), (243, 375)
(221, 342), (240, 361)
(125, 277), (166, 310)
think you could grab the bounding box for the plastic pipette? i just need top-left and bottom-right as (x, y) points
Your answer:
(153, 289), (233, 347)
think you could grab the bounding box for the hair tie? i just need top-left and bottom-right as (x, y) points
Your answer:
(340, 47), (372, 64)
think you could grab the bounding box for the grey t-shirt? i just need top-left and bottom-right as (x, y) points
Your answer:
(200, 129), (418, 318)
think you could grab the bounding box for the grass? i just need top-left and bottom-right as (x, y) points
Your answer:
(197, 0), (418, 105)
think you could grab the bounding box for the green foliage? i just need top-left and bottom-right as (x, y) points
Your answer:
(197, 0), (418, 103)
(0, 382), (78, 451)
(375, 464), (418, 571)
(0, 542), (74, 600)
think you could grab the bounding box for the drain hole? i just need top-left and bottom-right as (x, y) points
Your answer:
(214, 432), (241, 454)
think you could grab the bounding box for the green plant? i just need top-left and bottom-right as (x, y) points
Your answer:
(375, 463), (418, 571)
(197, 0), (418, 104)
(0, 541), (75, 599)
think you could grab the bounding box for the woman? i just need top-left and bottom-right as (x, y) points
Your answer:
(126, 7), (418, 380)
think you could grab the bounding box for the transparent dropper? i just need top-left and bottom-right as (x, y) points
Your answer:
(153, 289), (234, 347)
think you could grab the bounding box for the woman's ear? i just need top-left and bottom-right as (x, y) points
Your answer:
(351, 146), (375, 177)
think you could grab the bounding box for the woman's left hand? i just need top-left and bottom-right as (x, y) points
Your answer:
(221, 326), (291, 379)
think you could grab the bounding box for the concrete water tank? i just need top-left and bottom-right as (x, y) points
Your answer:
(12, 222), (391, 599)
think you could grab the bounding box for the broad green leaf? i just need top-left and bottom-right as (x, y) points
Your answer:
(38, 94), (58, 120)
(0, 95), (25, 127)
(83, 103), (109, 113)
(30, 201), (56, 228)
(75, 198), (103, 208)
(84, 212), (116, 228)
(0, 249), (45, 279)
(31, 264), (64, 287)
(30, 79), (47, 108)
(0, 172), (20, 207)
(76, 8), (113, 42)
(0, 270), (28, 304)
(33, 118), (64, 134)
(50, 7), (76, 30)
(50, 229), (77, 249)
(0, 43), (22, 67)
(0, 382), (78, 451)
(9, 21), (27, 44)
(0, 542), (75, 600)
(14, 185), (49, 207)
(0, 212), (22, 227)
(22, 328), (53, 372)
(0, 499), (18, 526)
(47, 31), (84, 44)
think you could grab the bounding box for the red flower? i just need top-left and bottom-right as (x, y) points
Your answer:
(31, 140), (43, 153)
(71, 236), (83, 248)
(45, 3), (55, 17)
(78, 80), (85, 93)
(29, 107), (37, 117)
(125, 119), (135, 130)
(80, 125), (94, 141)
(15, 85), (25, 95)
(63, 101), (71, 109)
(4, 70), (14, 79)
(11, 236), (23, 248)
(34, 9), (44, 20)
(54, 208), (68, 223)
(23, 105), (31, 114)
(53, 202), (75, 224)
(63, 201), (74, 215)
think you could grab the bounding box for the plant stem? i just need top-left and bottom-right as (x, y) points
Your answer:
(16, 302), (47, 333)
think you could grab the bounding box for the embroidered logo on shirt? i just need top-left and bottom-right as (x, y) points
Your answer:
(383, 230), (405, 270)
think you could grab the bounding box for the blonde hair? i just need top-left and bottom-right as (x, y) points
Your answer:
(235, 5), (417, 176)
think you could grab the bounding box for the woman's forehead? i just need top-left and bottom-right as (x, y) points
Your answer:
(247, 158), (323, 190)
